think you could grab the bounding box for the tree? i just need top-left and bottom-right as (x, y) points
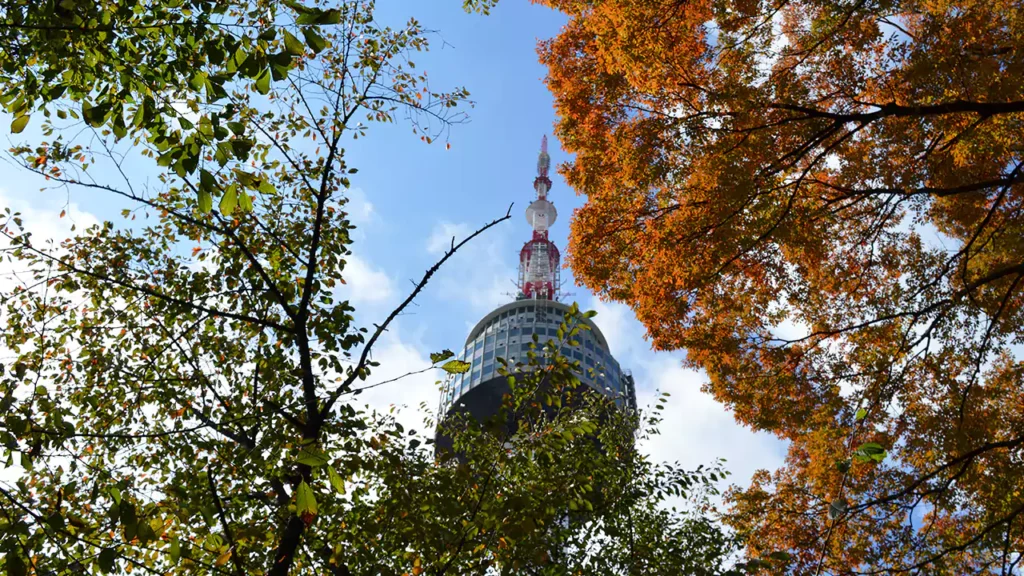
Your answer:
(536, 0), (1024, 574)
(0, 1), (742, 574)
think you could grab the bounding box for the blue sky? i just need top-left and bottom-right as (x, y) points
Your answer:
(0, 1), (786, 491)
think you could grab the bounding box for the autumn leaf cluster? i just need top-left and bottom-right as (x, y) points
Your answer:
(537, 0), (1024, 573)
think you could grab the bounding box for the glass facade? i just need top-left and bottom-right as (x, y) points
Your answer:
(439, 300), (638, 416)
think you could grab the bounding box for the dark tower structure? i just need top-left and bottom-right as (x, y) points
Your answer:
(436, 137), (637, 448)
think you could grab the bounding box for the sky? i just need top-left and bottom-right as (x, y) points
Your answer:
(0, 0), (786, 495)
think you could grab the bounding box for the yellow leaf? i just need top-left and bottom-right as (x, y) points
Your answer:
(11, 115), (29, 134)
(214, 550), (233, 567)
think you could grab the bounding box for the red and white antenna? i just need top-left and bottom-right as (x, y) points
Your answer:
(517, 136), (561, 301)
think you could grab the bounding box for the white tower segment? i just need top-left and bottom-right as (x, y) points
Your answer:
(518, 136), (561, 300)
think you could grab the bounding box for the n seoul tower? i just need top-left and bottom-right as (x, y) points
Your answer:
(436, 137), (636, 451)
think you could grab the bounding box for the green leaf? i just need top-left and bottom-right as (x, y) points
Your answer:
(855, 408), (867, 421)
(46, 511), (66, 530)
(131, 101), (146, 127)
(10, 115), (29, 134)
(230, 139), (254, 160)
(200, 505), (217, 527)
(82, 102), (112, 127)
(430, 349), (455, 364)
(836, 459), (851, 474)
(199, 115), (214, 137)
(295, 447), (328, 467)
(302, 28), (329, 53)
(119, 500), (138, 541)
(270, 52), (293, 81)
(296, 480), (317, 517)
(254, 68), (271, 95)
(109, 486), (122, 505)
(295, 8), (342, 25)
(200, 169), (216, 191)
(136, 519), (156, 544)
(327, 465), (346, 495)
(234, 170), (256, 187)
(111, 112), (127, 139)
(283, 30), (305, 55)
(238, 190), (253, 212)
(169, 537), (181, 563)
(227, 121), (245, 136)
(198, 190), (213, 213)
(98, 548), (117, 573)
(258, 179), (277, 195)
(5, 552), (26, 576)
(219, 184), (238, 215)
(853, 442), (887, 464)
(441, 359), (471, 375)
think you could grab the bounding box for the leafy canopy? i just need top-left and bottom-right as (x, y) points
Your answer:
(537, 0), (1024, 574)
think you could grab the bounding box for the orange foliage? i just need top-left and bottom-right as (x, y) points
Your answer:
(537, 0), (1024, 573)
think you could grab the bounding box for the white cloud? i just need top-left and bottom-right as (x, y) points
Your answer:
(427, 221), (472, 254)
(585, 298), (638, 361)
(345, 188), (376, 226)
(637, 357), (786, 490)
(772, 317), (811, 342)
(426, 220), (518, 314)
(170, 100), (201, 127)
(344, 325), (444, 438)
(581, 294), (787, 491)
(0, 188), (99, 249)
(0, 187), (100, 304)
(342, 188), (377, 244)
(340, 253), (395, 306)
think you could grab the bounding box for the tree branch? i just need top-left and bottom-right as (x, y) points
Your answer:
(321, 204), (514, 419)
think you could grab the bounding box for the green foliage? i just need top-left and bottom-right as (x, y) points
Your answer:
(430, 349), (455, 364)
(426, 308), (742, 574)
(462, 0), (502, 15)
(852, 442), (888, 464)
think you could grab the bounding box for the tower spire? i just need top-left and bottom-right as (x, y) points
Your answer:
(517, 136), (561, 300)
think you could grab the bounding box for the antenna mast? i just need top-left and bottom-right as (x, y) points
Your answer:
(517, 136), (561, 301)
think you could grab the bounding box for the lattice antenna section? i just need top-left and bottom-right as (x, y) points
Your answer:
(517, 136), (561, 301)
